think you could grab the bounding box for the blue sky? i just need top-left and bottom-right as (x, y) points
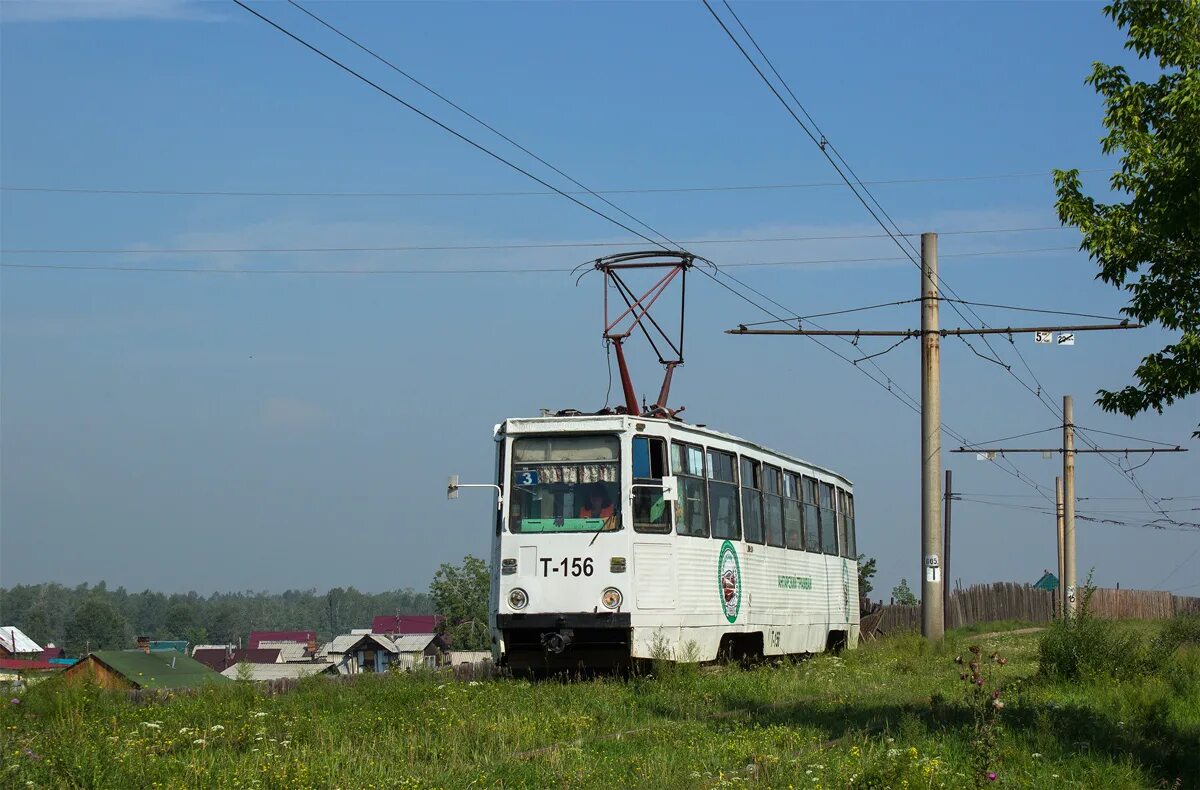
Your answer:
(2, 1), (1196, 598)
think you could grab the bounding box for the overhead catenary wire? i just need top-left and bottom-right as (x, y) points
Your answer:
(738, 298), (920, 327)
(1073, 425), (1186, 448)
(959, 426), (1061, 448)
(955, 497), (1200, 533)
(695, 262), (1054, 502)
(706, 0), (1162, 501)
(227, 0), (675, 253)
(944, 299), (1127, 322)
(282, 0), (681, 253)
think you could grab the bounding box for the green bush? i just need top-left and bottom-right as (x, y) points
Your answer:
(1157, 611), (1200, 649)
(1036, 583), (1161, 681)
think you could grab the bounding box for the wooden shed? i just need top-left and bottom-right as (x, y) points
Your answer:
(63, 650), (230, 690)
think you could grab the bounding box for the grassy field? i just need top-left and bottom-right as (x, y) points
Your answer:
(2, 617), (1197, 789)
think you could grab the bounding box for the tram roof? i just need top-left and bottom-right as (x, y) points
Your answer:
(499, 414), (852, 487)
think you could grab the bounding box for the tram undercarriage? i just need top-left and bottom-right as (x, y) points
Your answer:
(498, 613), (632, 673)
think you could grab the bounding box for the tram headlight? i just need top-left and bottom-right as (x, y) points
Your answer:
(601, 587), (623, 610)
(508, 588), (529, 610)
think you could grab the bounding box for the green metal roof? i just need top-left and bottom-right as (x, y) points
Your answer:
(89, 649), (230, 690)
(1032, 571), (1059, 591)
(147, 640), (188, 653)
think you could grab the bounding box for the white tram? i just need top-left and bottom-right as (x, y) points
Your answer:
(488, 413), (860, 672)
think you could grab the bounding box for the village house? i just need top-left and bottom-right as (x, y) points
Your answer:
(63, 649), (228, 690)
(247, 630), (317, 649)
(0, 658), (61, 686)
(192, 647), (282, 673)
(370, 615), (444, 636)
(321, 630), (446, 673)
(219, 662), (338, 681)
(0, 627), (41, 659)
(257, 639), (319, 662)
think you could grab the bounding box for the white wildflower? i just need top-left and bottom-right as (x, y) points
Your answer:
(1031, 752), (1041, 758)
(209, 724), (225, 732)
(141, 722), (161, 730)
(280, 740), (291, 747)
(252, 711), (268, 718)
(886, 748), (900, 758)
(193, 738), (206, 746)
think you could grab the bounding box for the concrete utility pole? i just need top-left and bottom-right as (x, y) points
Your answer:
(1063, 395), (1077, 616)
(944, 468), (953, 628)
(951, 398), (1184, 618)
(1056, 476), (1065, 616)
(727, 238), (1153, 642)
(921, 233), (944, 641)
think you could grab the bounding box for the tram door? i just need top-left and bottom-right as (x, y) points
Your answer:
(631, 436), (676, 612)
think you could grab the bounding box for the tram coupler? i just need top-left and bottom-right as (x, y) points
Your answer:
(540, 628), (574, 654)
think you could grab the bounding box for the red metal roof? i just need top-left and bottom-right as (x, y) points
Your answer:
(192, 648), (281, 672)
(371, 615), (444, 635)
(247, 631), (316, 649)
(0, 658), (58, 670)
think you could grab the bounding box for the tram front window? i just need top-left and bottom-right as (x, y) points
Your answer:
(510, 435), (621, 533)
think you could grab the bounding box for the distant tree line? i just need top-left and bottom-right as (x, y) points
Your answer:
(0, 582), (433, 655)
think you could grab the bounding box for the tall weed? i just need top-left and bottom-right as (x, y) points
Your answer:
(1038, 579), (1158, 681)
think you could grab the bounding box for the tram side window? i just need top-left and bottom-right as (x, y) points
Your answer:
(763, 465), (785, 547)
(707, 449), (740, 540)
(632, 436), (671, 534)
(837, 489), (851, 558)
(844, 492), (857, 558)
(802, 476), (820, 552)
(820, 482), (839, 555)
(740, 458), (764, 544)
(783, 472), (803, 550)
(672, 442), (708, 537)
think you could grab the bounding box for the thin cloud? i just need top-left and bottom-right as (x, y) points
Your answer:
(261, 396), (323, 430)
(1, 1), (222, 24)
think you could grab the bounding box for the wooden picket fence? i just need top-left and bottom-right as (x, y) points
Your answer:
(869, 582), (1200, 636)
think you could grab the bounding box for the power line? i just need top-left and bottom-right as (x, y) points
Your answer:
(0, 173), (1109, 199)
(282, 0), (680, 253)
(701, 0), (920, 274)
(0, 262), (571, 275)
(955, 492), (1200, 501)
(0, 247), (1085, 275)
(0, 230), (1073, 255)
(228, 0), (673, 252)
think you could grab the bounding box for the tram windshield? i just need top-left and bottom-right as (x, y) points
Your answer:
(509, 435), (621, 533)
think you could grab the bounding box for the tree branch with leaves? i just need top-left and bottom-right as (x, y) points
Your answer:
(1054, 0), (1200, 436)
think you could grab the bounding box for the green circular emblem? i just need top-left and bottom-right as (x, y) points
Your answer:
(717, 540), (742, 623)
